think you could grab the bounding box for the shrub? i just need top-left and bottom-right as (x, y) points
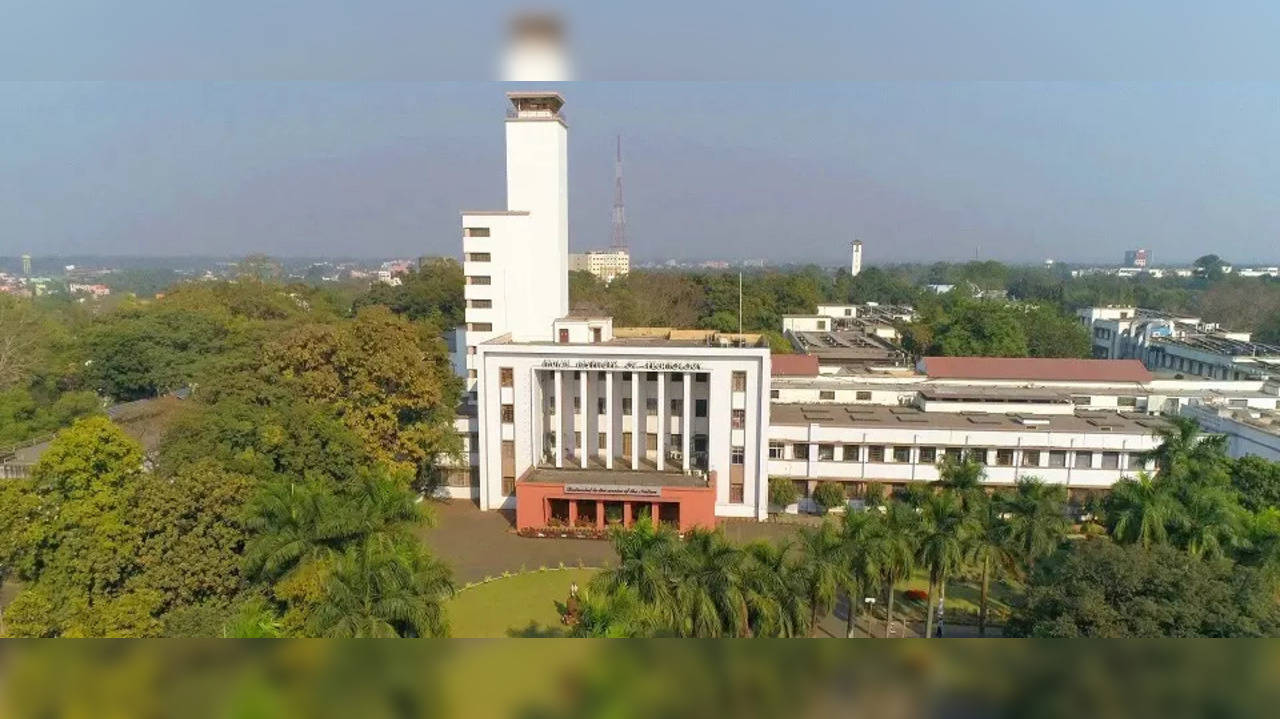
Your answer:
(812, 482), (847, 512)
(904, 589), (928, 602)
(768, 478), (800, 508)
(863, 482), (885, 508)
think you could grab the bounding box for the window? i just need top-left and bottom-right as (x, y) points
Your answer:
(463, 227), (491, 237)
(502, 477), (515, 495)
(770, 389), (779, 399)
(646, 397), (658, 411)
(591, 327), (602, 343)
(695, 374), (708, 383)
(573, 397), (581, 411)
(1070, 395), (1090, 405)
(1022, 450), (1041, 467)
(671, 399), (683, 414)
(468, 299), (492, 308)
(573, 371), (581, 379)
(501, 404), (514, 423)
(467, 345), (477, 355)
(646, 433), (658, 451)
(1048, 450), (1067, 468)
(466, 275), (491, 285)
(768, 442), (784, 459)
(868, 446), (885, 463)
(918, 447), (937, 464)
(1101, 452), (1120, 469)
(599, 432), (608, 450)
(945, 447), (963, 461)
(1118, 396), (1137, 407)
(818, 444), (835, 461)
(732, 371), (747, 391)
(622, 397), (633, 414)
(670, 433), (682, 448)
(465, 252), (491, 262)
(597, 397), (606, 415)
(988, 448), (1012, 466)
(574, 432), (581, 448)
(695, 399), (707, 418)
(558, 329), (569, 343)
(819, 390), (836, 400)
(731, 409), (745, 429)
(793, 480), (809, 498)
(731, 446), (745, 464)
(597, 372), (607, 381)
(971, 449), (989, 465)
(842, 445), (861, 462)
(1127, 453), (1145, 470)
(499, 367), (513, 387)
(794, 444), (810, 460)
(1074, 452), (1093, 469)
(468, 369), (477, 380)
(893, 446), (912, 463)
(547, 399), (556, 415)
(855, 391), (872, 401)
(622, 372), (632, 381)
(646, 372), (658, 381)
(729, 483), (745, 503)
(468, 322), (493, 331)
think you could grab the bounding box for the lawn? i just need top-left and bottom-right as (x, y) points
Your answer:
(893, 570), (1019, 625)
(448, 567), (599, 638)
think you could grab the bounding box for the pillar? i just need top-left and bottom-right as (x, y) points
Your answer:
(656, 373), (666, 471)
(631, 372), (641, 470)
(568, 499), (578, 527)
(596, 500), (605, 530)
(651, 501), (660, 527)
(605, 372), (615, 469)
(623, 501), (633, 527)
(580, 371), (589, 469)
(682, 373), (692, 472)
(554, 371), (564, 468)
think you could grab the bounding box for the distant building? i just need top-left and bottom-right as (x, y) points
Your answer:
(850, 240), (863, 277)
(68, 283), (110, 298)
(1123, 249), (1150, 268)
(21, 254), (31, 276)
(568, 249), (630, 283)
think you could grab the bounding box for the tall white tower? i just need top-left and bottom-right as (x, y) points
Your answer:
(850, 240), (863, 277)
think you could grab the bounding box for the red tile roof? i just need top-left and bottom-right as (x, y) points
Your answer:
(771, 354), (820, 376)
(921, 356), (1152, 383)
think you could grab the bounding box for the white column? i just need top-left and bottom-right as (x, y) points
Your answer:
(631, 372), (640, 470)
(682, 373), (692, 472)
(656, 373), (666, 471)
(554, 370), (564, 468)
(580, 371), (589, 469)
(605, 372), (615, 470)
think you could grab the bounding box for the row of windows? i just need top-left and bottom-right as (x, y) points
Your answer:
(770, 442), (1143, 469)
(545, 396), (711, 417)
(770, 389), (873, 400)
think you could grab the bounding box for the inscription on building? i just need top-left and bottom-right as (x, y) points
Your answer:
(540, 359), (703, 371)
(564, 484), (662, 497)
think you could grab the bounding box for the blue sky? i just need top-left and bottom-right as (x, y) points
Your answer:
(2, 4), (1280, 264)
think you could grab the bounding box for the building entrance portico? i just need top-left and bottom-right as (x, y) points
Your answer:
(514, 467), (716, 532)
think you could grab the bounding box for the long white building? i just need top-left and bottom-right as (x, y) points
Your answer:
(439, 90), (1275, 532)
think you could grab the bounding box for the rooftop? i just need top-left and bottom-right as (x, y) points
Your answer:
(922, 357), (1153, 383)
(771, 354), (820, 376)
(524, 467), (709, 489)
(770, 403), (1165, 434)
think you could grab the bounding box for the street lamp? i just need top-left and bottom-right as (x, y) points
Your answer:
(859, 596), (876, 639)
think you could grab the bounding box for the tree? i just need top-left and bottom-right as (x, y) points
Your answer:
(83, 302), (235, 400)
(930, 301), (1029, 358)
(1232, 455), (1280, 513)
(1140, 415), (1229, 483)
(839, 511), (884, 638)
(672, 529), (747, 637)
(1193, 254), (1228, 281)
(999, 478), (1069, 573)
(934, 454), (985, 510)
(262, 305), (462, 479)
(767, 478), (800, 509)
(796, 522), (850, 636)
(740, 540), (809, 638)
(1007, 540), (1280, 637)
(812, 482), (847, 513)
(966, 492), (1017, 636)
(306, 536), (453, 638)
(353, 257), (464, 328)
(916, 491), (973, 638)
(1020, 305), (1091, 358)
(0, 295), (47, 390)
(1105, 472), (1183, 548)
(1176, 485), (1244, 560)
(593, 518), (680, 625)
(0, 417), (158, 637)
(874, 501), (919, 638)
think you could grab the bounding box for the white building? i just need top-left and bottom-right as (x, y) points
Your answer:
(850, 240), (863, 277)
(569, 249), (631, 283)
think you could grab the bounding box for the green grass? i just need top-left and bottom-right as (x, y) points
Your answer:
(448, 568), (599, 638)
(892, 570), (1020, 623)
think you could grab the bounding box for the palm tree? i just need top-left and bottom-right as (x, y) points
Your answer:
(874, 501), (918, 638)
(839, 510), (884, 638)
(916, 491), (972, 639)
(1105, 472), (1183, 548)
(966, 491), (1017, 636)
(593, 518), (680, 624)
(1000, 477), (1070, 574)
(572, 585), (663, 638)
(1237, 508), (1280, 582)
(935, 454), (986, 511)
(1178, 485), (1244, 560)
(244, 480), (351, 585)
(740, 540), (809, 637)
(796, 521), (850, 636)
(1141, 415), (1228, 479)
(672, 529), (747, 637)
(306, 536), (453, 637)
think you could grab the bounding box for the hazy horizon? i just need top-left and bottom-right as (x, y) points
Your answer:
(4, 83), (1280, 266)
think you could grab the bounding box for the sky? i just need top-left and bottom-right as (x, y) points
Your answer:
(3, 4), (1280, 265)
